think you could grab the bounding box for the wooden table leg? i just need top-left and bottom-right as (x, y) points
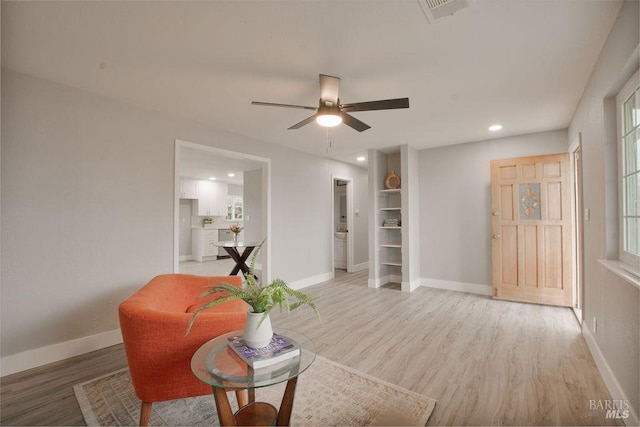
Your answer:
(236, 247), (256, 276)
(224, 246), (256, 276)
(139, 401), (152, 426)
(247, 365), (256, 404)
(212, 387), (236, 426)
(276, 377), (298, 426)
(235, 389), (248, 408)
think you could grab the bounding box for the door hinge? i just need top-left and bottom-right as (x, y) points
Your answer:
(494, 288), (499, 297)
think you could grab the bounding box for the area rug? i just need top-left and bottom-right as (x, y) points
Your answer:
(74, 355), (436, 426)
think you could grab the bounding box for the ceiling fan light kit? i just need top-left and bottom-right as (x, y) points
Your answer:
(252, 74), (409, 132)
(316, 113), (342, 128)
(315, 102), (342, 127)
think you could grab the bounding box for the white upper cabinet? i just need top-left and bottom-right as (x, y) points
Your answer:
(179, 179), (199, 199)
(197, 180), (228, 216)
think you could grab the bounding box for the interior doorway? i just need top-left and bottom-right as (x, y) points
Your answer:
(332, 175), (354, 274)
(173, 140), (271, 282)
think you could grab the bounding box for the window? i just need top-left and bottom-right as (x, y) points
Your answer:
(227, 195), (243, 220)
(618, 70), (640, 266)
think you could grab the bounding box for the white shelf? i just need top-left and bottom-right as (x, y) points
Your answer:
(379, 226), (401, 229)
(380, 207), (401, 211)
(379, 188), (401, 193)
(382, 262), (402, 267)
(380, 244), (402, 248)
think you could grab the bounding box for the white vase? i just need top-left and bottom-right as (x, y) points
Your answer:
(243, 311), (273, 348)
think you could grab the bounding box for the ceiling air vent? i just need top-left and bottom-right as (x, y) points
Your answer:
(418, 0), (475, 23)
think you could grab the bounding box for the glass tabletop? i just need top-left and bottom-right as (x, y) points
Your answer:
(215, 241), (261, 248)
(191, 329), (316, 390)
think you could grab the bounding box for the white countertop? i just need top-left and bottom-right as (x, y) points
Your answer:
(193, 224), (243, 230)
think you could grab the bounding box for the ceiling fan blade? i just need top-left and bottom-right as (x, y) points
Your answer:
(319, 74), (340, 105)
(340, 97), (409, 112)
(288, 114), (318, 130)
(340, 112), (371, 132)
(252, 101), (317, 111)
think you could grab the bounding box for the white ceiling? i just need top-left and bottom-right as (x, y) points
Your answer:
(2, 1), (623, 166)
(180, 146), (265, 185)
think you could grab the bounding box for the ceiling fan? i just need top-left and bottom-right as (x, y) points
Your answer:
(251, 74), (409, 132)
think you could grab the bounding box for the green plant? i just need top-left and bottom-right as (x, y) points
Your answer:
(186, 239), (320, 335)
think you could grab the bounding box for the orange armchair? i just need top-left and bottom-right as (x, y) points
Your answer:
(118, 274), (247, 426)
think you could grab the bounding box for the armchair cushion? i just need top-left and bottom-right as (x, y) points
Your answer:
(119, 274), (247, 403)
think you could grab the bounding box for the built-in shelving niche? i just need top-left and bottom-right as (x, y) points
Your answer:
(368, 146), (420, 291)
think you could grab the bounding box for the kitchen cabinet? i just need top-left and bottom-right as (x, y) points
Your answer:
(192, 229), (219, 262)
(197, 181), (228, 216)
(218, 229), (234, 256)
(179, 179), (198, 199)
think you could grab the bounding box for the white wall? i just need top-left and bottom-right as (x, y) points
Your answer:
(418, 130), (567, 286)
(228, 184), (242, 197)
(179, 200), (193, 257)
(567, 0), (639, 419)
(243, 169), (263, 245)
(351, 167), (369, 267)
(0, 70), (369, 371)
(401, 145), (420, 290)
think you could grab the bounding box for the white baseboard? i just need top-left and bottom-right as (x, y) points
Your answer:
(368, 274), (401, 288)
(289, 271), (333, 290)
(1, 329), (123, 377)
(582, 325), (639, 426)
(368, 277), (382, 288)
(179, 254), (193, 262)
(351, 262), (369, 273)
(402, 278), (421, 292)
(420, 277), (492, 296)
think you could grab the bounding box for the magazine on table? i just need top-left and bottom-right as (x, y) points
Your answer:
(227, 333), (300, 368)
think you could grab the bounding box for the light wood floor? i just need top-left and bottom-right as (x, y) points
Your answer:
(0, 270), (619, 426)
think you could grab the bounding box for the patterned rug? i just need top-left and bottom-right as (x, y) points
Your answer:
(74, 355), (436, 426)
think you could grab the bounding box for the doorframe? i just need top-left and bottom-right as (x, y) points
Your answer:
(569, 133), (584, 324)
(331, 175), (354, 274)
(173, 139), (272, 283)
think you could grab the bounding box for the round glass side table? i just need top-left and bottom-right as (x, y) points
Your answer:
(191, 329), (316, 426)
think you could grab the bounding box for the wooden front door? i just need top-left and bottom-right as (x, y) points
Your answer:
(491, 153), (572, 306)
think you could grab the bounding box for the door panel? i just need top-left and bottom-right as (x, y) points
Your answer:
(543, 225), (563, 289)
(500, 185), (515, 220)
(501, 225), (518, 285)
(491, 153), (572, 307)
(521, 225), (538, 287)
(547, 182), (563, 220)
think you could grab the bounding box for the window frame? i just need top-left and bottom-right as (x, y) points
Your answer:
(617, 69), (640, 268)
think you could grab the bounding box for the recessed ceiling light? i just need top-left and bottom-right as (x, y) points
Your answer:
(489, 124), (503, 132)
(357, 156), (366, 162)
(228, 173), (235, 177)
(209, 177), (216, 180)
